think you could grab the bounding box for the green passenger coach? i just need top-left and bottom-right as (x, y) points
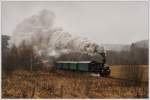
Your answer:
(56, 61), (111, 77)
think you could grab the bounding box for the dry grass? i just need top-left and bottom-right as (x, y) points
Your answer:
(110, 65), (148, 82)
(2, 67), (148, 99)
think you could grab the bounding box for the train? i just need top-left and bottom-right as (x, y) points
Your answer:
(56, 48), (111, 77)
(56, 60), (111, 77)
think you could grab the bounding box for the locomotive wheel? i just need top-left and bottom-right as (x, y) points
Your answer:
(106, 69), (111, 76)
(99, 69), (106, 77)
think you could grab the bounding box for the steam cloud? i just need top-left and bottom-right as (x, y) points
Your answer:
(9, 9), (104, 58)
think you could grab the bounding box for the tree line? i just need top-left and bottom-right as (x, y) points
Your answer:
(106, 44), (148, 65)
(2, 35), (148, 75)
(57, 44), (148, 65)
(2, 41), (43, 74)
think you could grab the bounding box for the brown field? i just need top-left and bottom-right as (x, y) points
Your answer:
(110, 65), (148, 82)
(2, 65), (148, 98)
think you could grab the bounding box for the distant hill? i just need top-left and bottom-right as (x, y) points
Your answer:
(133, 40), (148, 49)
(102, 40), (148, 52)
(101, 44), (130, 52)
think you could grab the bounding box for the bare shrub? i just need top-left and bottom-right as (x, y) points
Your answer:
(84, 80), (92, 96)
(121, 65), (143, 86)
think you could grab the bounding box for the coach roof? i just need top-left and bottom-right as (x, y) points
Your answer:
(57, 61), (99, 63)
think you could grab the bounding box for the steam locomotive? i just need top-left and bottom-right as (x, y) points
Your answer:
(56, 53), (111, 77)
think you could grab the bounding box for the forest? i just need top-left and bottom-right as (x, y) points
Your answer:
(2, 35), (148, 74)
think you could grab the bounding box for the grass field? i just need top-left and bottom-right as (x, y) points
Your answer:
(110, 65), (148, 82)
(2, 65), (148, 98)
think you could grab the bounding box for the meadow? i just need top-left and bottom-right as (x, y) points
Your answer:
(2, 65), (148, 98)
(110, 65), (148, 82)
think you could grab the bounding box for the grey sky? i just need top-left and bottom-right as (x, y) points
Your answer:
(2, 1), (148, 44)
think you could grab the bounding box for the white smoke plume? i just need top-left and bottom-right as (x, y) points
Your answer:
(9, 9), (104, 58)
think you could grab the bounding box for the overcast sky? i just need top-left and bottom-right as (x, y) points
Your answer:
(2, 1), (148, 44)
